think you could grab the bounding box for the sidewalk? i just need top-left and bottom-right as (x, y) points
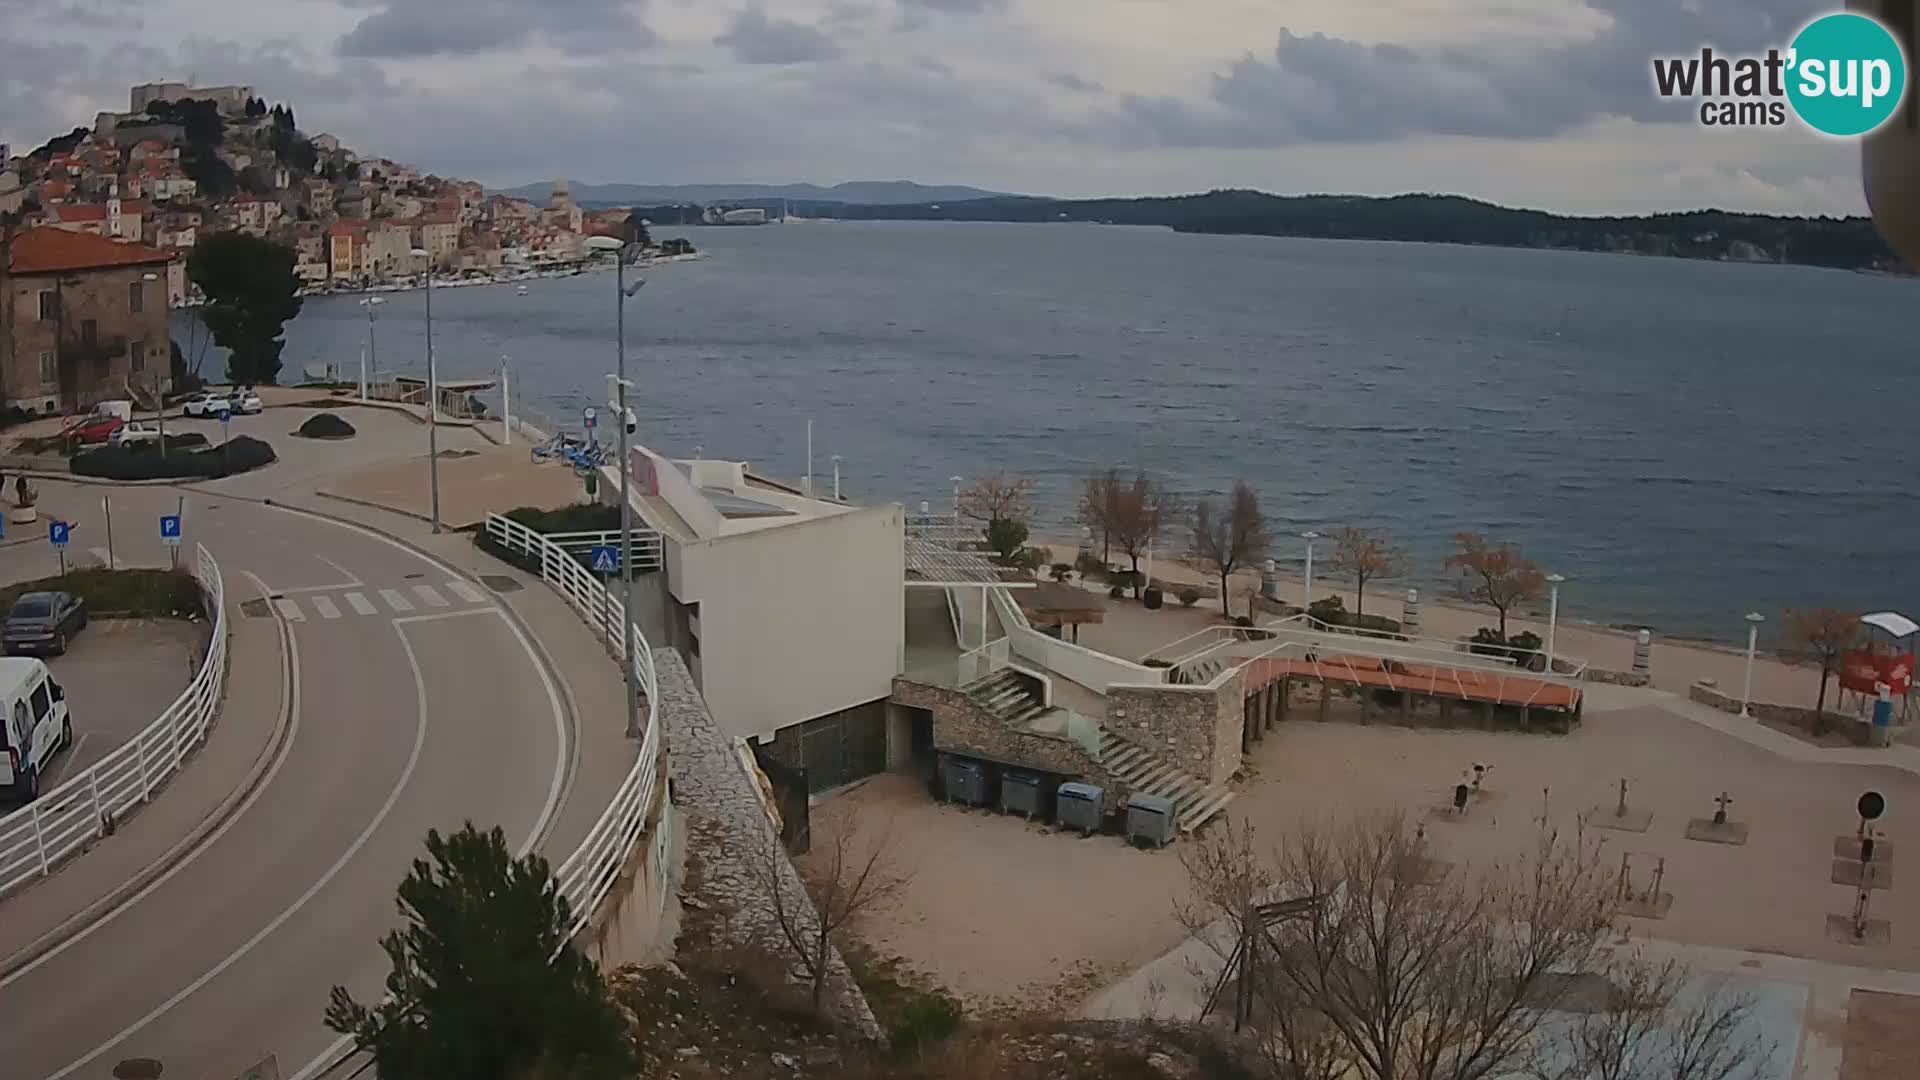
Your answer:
(0, 589), (288, 976)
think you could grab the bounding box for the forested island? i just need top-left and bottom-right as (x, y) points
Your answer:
(635, 190), (1908, 274)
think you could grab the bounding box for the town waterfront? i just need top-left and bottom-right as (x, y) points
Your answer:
(233, 220), (1920, 641)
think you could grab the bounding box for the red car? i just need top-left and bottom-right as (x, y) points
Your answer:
(61, 415), (125, 445)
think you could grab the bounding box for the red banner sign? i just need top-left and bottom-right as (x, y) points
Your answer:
(1839, 649), (1915, 696)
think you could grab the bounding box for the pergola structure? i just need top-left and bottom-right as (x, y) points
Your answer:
(1015, 582), (1104, 643)
(904, 516), (1034, 657)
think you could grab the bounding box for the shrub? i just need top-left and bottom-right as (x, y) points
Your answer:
(71, 435), (276, 481)
(1049, 562), (1073, 583)
(1179, 586), (1201, 607)
(0, 568), (202, 619)
(1073, 552), (1106, 578)
(1308, 594), (1348, 625)
(0, 405), (35, 431)
(1108, 584), (1126, 599)
(1234, 615), (1254, 628)
(506, 503), (622, 532)
(295, 413), (357, 439)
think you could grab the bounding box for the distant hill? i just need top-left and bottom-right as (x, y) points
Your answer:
(497, 179), (1011, 206)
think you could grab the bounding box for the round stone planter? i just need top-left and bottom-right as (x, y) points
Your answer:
(8, 506), (38, 525)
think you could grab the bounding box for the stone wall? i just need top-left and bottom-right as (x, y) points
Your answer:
(1687, 680), (1878, 746)
(1106, 669), (1243, 787)
(893, 677), (1101, 778)
(1584, 668), (1651, 687)
(657, 650), (883, 1039)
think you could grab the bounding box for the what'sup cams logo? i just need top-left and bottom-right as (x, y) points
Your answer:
(1652, 11), (1910, 136)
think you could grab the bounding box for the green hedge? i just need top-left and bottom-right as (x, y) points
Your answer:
(72, 435), (276, 481)
(0, 569), (202, 618)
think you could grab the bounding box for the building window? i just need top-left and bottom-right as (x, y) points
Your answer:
(128, 280), (144, 313)
(38, 291), (59, 321)
(130, 339), (146, 373)
(39, 351), (56, 385)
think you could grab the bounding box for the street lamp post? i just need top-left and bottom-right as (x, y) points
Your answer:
(1545, 573), (1566, 673)
(1301, 531), (1319, 612)
(950, 475), (963, 519)
(409, 250), (440, 532)
(831, 454), (842, 502)
(586, 234), (647, 740)
(358, 295), (385, 402)
(1742, 612), (1765, 718)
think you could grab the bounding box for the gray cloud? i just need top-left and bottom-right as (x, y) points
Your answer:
(1112, 0), (1824, 148)
(715, 10), (840, 64)
(336, 0), (651, 58)
(896, 0), (1007, 12)
(1047, 71), (1103, 94)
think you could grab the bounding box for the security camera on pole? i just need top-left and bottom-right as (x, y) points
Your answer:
(585, 232), (647, 740)
(410, 248), (440, 533)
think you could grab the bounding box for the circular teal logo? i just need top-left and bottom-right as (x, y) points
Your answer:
(1786, 13), (1908, 137)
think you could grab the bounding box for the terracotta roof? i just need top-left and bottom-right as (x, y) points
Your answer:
(53, 204), (108, 222)
(7, 226), (174, 274)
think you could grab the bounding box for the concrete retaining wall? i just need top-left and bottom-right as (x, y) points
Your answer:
(1688, 680), (1876, 746)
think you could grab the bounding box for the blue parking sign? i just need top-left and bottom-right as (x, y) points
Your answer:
(49, 520), (70, 547)
(160, 514), (183, 545)
(589, 545), (619, 574)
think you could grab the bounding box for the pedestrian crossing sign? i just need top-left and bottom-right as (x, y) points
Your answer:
(590, 545), (619, 574)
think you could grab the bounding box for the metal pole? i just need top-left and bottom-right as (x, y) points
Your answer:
(1741, 613), (1763, 718)
(617, 255), (639, 739)
(426, 270), (440, 533)
(367, 299), (378, 399)
(805, 418), (813, 495)
(832, 454), (842, 502)
(1546, 574), (1564, 672)
(1302, 532), (1317, 610)
(102, 495), (114, 570)
(501, 356), (512, 446)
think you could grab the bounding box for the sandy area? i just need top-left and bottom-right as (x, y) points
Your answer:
(838, 698), (1920, 1013)
(1040, 540), (1874, 717)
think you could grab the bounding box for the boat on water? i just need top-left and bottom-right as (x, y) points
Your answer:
(517, 284), (531, 296)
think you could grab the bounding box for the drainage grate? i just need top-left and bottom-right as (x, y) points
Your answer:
(240, 599), (271, 618)
(480, 575), (523, 593)
(404, 572), (424, 580)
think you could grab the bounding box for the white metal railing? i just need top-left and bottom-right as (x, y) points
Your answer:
(484, 512), (665, 935)
(987, 587), (1165, 692)
(1221, 634), (1581, 711)
(0, 544), (228, 899)
(957, 636), (1010, 686)
(1144, 614), (1590, 681)
(540, 529), (665, 573)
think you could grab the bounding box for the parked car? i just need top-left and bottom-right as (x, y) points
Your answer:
(3, 592), (88, 656)
(235, 389), (264, 414)
(0, 657), (72, 804)
(61, 414), (125, 444)
(109, 421), (162, 446)
(183, 392), (232, 417)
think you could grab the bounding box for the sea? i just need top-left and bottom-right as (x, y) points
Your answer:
(184, 220), (1920, 643)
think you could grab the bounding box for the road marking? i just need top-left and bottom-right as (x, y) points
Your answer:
(314, 554), (363, 587)
(344, 592), (377, 616)
(378, 588), (414, 612)
(46, 605), (429, 1080)
(411, 583), (450, 608)
(393, 607), (500, 626)
(310, 595), (341, 620)
(43, 733), (92, 787)
(2, 569), (302, 988)
(445, 579), (486, 604)
(273, 597), (305, 622)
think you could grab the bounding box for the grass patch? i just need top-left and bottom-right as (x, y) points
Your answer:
(0, 569), (202, 618)
(843, 944), (965, 1057)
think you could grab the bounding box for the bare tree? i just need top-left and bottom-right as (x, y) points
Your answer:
(1079, 467), (1120, 565)
(1445, 532), (1546, 638)
(1532, 950), (1773, 1080)
(1110, 471), (1183, 598)
(1782, 607), (1859, 734)
(753, 802), (909, 1013)
(1328, 527), (1404, 617)
(958, 470), (1035, 526)
(1191, 481), (1269, 619)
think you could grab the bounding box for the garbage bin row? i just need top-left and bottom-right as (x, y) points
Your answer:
(938, 754), (1179, 847)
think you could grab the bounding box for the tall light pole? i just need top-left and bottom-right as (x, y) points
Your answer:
(587, 234), (647, 740)
(1301, 531), (1319, 612)
(359, 295), (385, 401)
(950, 475), (963, 519)
(1544, 573), (1566, 673)
(1742, 612), (1765, 718)
(410, 249), (440, 532)
(831, 454), (842, 502)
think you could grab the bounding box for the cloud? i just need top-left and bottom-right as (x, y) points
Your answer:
(896, 0), (1007, 13)
(1047, 71), (1103, 94)
(335, 0), (652, 58)
(715, 9), (841, 65)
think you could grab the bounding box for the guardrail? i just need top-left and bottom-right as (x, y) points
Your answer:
(957, 637), (1010, 686)
(484, 512), (664, 936)
(0, 543), (228, 899)
(1146, 613), (1591, 681)
(540, 529), (665, 573)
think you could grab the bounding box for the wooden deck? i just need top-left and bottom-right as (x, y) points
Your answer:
(1244, 654), (1581, 711)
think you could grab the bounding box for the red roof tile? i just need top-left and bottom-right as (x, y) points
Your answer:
(53, 204), (108, 222)
(6, 226), (174, 274)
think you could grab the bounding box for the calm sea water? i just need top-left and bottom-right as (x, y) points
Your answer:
(202, 222), (1920, 642)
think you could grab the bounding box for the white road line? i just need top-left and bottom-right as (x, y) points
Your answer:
(310, 595), (341, 620)
(2, 569), (302, 988)
(272, 597), (305, 622)
(445, 579), (486, 604)
(344, 592), (377, 616)
(393, 607), (500, 626)
(47, 605), (430, 1080)
(314, 554), (363, 587)
(378, 588), (414, 612)
(411, 583), (449, 608)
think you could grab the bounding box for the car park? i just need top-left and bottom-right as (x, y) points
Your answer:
(0, 657), (72, 804)
(182, 391), (233, 417)
(3, 592), (89, 656)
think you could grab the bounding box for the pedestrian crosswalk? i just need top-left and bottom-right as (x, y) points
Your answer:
(265, 581), (493, 623)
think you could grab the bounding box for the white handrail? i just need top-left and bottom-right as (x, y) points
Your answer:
(484, 513), (664, 935)
(0, 544), (228, 899)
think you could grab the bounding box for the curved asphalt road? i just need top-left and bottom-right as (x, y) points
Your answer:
(0, 496), (570, 1080)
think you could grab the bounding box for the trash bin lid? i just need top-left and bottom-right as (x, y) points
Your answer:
(1126, 792), (1176, 814)
(1058, 782), (1103, 801)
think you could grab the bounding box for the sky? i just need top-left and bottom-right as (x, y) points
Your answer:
(0, 0), (1875, 215)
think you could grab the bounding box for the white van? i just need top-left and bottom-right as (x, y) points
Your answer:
(0, 657), (72, 804)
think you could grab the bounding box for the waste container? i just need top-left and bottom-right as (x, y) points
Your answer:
(1001, 770), (1044, 819)
(1126, 793), (1178, 847)
(942, 756), (992, 807)
(1057, 782), (1105, 835)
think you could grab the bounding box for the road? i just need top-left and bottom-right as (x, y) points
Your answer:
(0, 490), (571, 1080)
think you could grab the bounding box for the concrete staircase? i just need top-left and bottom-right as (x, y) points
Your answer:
(1097, 731), (1235, 832)
(1172, 655), (1227, 685)
(965, 669), (1050, 727)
